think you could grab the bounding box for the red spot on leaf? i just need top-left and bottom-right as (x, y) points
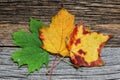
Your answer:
(82, 27), (90, 34)
(71, 54), (84, 67)
(71, 26), (78, 40)
(83, 31), (89, 34)
(89, 57), (104, 67)
(67, 26), (78, 50)
(75, 39), (81, 46)
(78, 49), (86, 55)
(40, 34), (44, 40)
(71, 54), (88, 67)
(71, 53), (104, 67)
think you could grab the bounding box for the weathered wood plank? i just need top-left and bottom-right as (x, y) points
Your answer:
(0, 0), (120, 25)
(0, 24), (120, 47)
(0, 47), (120, 80)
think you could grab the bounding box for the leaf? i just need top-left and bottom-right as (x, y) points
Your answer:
(30, 18), (43, 35)
(67, 24), (112, 67)
(12, 47), (49, 74)
(12, 18), (50, 74)
(13, 30), (42, 47)
(39, 8), (74, 57)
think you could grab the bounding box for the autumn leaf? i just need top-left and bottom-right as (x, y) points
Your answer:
(12, 18), (50, 74)
(67, 24), (111, 67)
(39, 8), (74, 57)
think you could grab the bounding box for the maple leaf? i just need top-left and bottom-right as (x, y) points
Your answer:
(12, 47), (49, 74)
(13, 30), (42, 47)
(12, 18), (49, 74)
(39, 8), (74, 57)
(67, 24), (111, 67)
(30, 18), (43, 35)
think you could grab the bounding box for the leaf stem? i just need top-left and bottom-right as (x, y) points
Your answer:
(46, 56), (65, 80)
(56, 56), (78, 68)
(46, 56), (78, 80)
(49, 56), (57, 80)
(62, 59), (78, 67)
(46, 56), (64, 75)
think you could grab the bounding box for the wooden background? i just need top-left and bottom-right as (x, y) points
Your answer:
(0, 0), (120, 80)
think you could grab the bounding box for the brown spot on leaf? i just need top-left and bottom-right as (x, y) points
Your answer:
(75, 39), (81, 46)
(89, 57), (104, 67)
(83, 29), (90, 34)
(67, 26), (78, 50)
(78, 49), (86, 55)
(71, 54), (88, 67)
(70, 26), (78, 40)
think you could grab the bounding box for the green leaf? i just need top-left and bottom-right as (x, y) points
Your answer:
(13, 30), (42, 47)
(30, 18), (43, 35)
(11, 47), (49, 74)
(12, 18), (50, 74)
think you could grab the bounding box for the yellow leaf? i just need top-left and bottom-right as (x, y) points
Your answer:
(67, 24), (112, 67)
(39, 8), (74, 56)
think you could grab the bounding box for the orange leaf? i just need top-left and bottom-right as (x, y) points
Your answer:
(67, 24), (112, 67)
(39, 8), (74, 57)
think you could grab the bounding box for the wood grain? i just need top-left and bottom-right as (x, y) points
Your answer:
(0, 0), (120, 25)
(0, 47), (120, 80)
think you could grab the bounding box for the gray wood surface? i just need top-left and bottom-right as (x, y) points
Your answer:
(0, 47), (120, 80)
